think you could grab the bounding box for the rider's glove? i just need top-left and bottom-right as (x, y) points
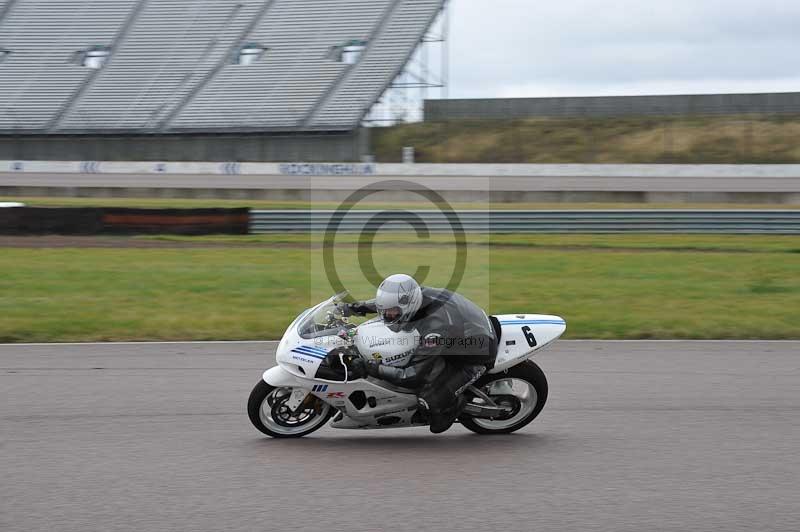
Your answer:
(348, 357), (367, 379)
(348, 357), (379, 380)
(342, 303), (371, 317)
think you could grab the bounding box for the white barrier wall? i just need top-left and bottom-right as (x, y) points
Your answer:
(4, 160), (800, 178)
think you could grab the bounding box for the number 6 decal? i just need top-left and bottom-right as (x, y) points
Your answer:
(521, 326), (537, 347)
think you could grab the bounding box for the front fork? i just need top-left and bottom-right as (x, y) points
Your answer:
(264, 367), (320, 414)
(295, 393), (326, 415)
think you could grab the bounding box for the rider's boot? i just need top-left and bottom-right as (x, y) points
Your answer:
(429, 394), (468, 434)
(413, 397), (431, 424)
(421, 362), (485, 434)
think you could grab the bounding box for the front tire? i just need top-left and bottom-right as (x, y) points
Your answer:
(460, 360), (548, 435)
(248, 380), (332, 438)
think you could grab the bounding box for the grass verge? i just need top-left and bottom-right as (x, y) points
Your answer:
(1, 234), (798, 342)
(373, 115), (800, 163)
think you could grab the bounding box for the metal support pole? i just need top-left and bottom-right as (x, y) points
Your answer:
(442, 1), (450, 100)
(422, 32), (428, 106)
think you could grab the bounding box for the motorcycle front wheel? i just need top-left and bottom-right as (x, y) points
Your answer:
(459, 360), (548, 435)
(248, 380), (333, 438)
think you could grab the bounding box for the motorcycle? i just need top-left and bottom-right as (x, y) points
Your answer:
(248, 293), (566, 437)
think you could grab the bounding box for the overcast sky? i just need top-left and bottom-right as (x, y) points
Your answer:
(443, 0), (800, 98)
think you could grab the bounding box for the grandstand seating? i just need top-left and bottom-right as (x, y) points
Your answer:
(0, 0), (445, 134)
(58, 0), (266, 131)
(0, 0), (137, 131)
(311, 0), (443, 128)
(172, 0), (392, 131)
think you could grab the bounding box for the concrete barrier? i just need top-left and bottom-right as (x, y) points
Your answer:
(2, 161), (799, 204)
(4, 160), (800, 178)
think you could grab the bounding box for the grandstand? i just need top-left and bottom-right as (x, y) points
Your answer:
(0, 0), (446, 160)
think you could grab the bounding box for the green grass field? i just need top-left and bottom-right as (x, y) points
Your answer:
(1, 234), (798, 342)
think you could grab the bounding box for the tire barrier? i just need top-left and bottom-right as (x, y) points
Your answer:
(0, 207), (250, 235)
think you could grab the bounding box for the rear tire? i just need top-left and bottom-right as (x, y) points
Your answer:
(248, 380), (332, 438)
(460, 360), (548, 435)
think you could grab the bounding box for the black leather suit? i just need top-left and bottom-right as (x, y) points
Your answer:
(349, 287), (497, 426)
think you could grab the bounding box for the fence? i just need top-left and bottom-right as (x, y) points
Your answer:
(424, 93), (800, 121)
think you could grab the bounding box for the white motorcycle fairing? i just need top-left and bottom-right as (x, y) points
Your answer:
(264, 296), (421, 429)
(262, 366), (419, 429)
(354, 318), (420, 367)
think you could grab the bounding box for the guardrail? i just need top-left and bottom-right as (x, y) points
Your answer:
(250, 210), (800, 234)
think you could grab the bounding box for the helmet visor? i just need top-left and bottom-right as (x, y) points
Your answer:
(380, 306), (403, 324)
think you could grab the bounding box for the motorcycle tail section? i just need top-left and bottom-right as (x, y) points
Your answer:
(490, 314), (566, 373)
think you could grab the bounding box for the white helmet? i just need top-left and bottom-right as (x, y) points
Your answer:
(375, 274), (422, 332)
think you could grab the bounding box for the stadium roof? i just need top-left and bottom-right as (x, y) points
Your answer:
(0, 0), (445, 135)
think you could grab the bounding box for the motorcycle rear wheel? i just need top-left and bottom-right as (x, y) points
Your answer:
(460, 360), (548, 435)
(248, 380), (332, 438)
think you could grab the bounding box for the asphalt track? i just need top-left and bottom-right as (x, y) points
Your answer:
(2, 172), (800, 192)
(2, 341), (798, 532)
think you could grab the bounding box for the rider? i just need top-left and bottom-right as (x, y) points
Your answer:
(345, 274), (497, 434)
